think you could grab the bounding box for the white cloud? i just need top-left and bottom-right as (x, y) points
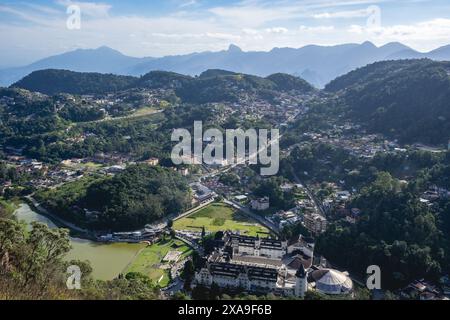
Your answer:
(206, 32), (241, 41)
(0, 0), (449, 66)
(179, 0), (198, 8)
(348, 18), (450, 51)
(56, 0), (112, 18)
(265, 27), (289, 34)
(299, 25), (335, 32)
(313, 8), (371, 19)
(209, 3), (305, 28)
(0, 5), (60, 27)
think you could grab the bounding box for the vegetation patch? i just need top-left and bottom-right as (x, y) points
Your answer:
(126, 237), (192, 287)
(173, 203), (269, 237)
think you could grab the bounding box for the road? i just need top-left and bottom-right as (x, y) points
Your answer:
(224, 199), (280, 236)
(175, 233), (204, 255)
(25, 195), (90, 234)
(291, 171), (326, 217)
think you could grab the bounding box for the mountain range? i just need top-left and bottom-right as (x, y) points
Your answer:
(1, 42), (450, 88)
(11, 68), (316, 101)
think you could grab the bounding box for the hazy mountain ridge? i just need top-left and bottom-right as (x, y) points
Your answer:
(2, 42), (450, 88)
(0, 47), (153, 88)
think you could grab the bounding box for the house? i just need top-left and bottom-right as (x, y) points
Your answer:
(336, 191), (351, 201)
(145, 157), (160, 166)
(234, 195), (248, 203)
(399, 279), (444, 300)
(251, 197), (270, 211)
(177, 167), (189, 176)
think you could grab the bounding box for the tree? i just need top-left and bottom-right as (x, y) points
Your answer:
(182, 260), (195, 281)
(20, 222), (71, 291)
(201, 226), (206, 239)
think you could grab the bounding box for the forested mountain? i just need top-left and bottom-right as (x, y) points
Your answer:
(12, 69), (137, 95)
(10, 59), (450, 146)
(325, 59), (450, 145)
(35, 165), (191, 231)
(11, 68), (316, 99)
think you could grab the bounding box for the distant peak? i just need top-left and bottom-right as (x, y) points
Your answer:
(71, 46), (119, 54)
(96, 46), (118, 52)
(228, 44), (242, 53)
(360, 41), (376, 48)
(381, 42), (410, 50)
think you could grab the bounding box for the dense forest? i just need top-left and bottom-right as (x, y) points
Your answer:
(316, 172), (449, 289)
(35, 165), (192, 231)
(12, 69), (137, 95)
(12, 68), (316, 99)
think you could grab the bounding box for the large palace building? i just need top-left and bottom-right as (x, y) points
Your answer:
(194, 232), (314, 297)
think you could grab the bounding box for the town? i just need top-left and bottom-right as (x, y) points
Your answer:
(2, 65), (450, 301)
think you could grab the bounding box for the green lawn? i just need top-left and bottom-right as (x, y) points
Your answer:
(131, 106), (159, 117)
(125, 237), (192, 287)
(173, 203), (270, 237)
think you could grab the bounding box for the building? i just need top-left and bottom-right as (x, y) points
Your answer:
(251, 197), (270, 211)
(196, 261), (279, 293)
(145, 157), (159, 166)
(178, 167), (190, 176)
(190, 182), (216, 206)
(304, 213), (327, 234)
(195, 249), (308, 298)
(399, 279), (445, 300)
(194, 233), (314, 298)
(234, 195), (248, 203)
(229, 234), (287, 259)
(310, 268), (353, 295)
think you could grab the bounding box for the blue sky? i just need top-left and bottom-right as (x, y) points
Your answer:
(0, 0), (450, 67)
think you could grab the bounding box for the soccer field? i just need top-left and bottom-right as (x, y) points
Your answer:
(173, 203), (270, 237)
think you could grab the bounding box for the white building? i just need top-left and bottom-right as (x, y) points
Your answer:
(310, 268), (353, 295)
(195, 258), (308, 298)
(194, 233), (315, 298)
(230, 234), (287, 259)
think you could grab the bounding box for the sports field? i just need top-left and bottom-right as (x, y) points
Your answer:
(125, 238), (192, 287)
(173, 203), (270, 237)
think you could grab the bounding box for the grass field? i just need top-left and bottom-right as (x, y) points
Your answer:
(173, 203), (270, 237)
(125, 237), (192, 287)
(131, 106), (159, 117)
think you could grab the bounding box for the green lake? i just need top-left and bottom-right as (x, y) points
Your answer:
(14, 204), (144, 281)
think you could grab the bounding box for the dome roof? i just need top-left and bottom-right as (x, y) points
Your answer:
(311, 269), (353, 295)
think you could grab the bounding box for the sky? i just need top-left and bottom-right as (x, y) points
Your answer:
(0, 0), (450, 67)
